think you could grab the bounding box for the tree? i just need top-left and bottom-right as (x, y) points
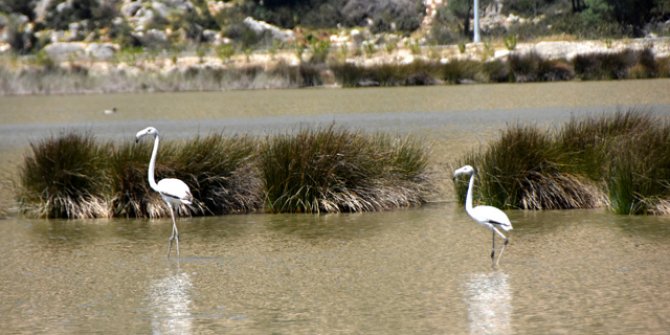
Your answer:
(447, 0), (472, 37)
(580, 0), (661, 36)
(608, 0), (655, 35)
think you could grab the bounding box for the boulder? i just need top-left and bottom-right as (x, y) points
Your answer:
(132, 28), (168, 47)
(86, 43), (119, 60)
(43, 42), (119, 61)
(121, 0), (142, 18)
(44, 42), (86, 61)
(243, 17), (294, 42)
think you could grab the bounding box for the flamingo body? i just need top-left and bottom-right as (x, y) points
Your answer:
(468, 205), (512, 234)
(157, 178), (193, 207)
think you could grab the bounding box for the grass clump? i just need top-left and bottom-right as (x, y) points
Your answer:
(455, 110), (670, 214)
(18, 127), (432, 218)
(455, 125), (603, 210)
(18, 132), (111, 218)
(172, 134), (263, 215)
(605, 124), (670, 214)
(331, 61), (443, 87)
(108, 134), (263, 218)
(108, 140), (156, 218)
(261, 126), (431, 213)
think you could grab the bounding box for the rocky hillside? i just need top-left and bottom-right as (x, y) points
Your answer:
(1, 0), (669, 57)
(0, 0), (428, 55)
(0, 1), (669, 95)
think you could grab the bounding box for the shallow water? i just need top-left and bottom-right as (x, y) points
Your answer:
(1, 206), (670, 334)
(2, 80), (670, 333)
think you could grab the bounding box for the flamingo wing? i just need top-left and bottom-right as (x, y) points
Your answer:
(471, 205), (513, 231)
(157, 178), (193, 205)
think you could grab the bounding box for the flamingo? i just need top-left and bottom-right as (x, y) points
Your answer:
(453, 165), (513, 267)
(136, 126), (193, 259)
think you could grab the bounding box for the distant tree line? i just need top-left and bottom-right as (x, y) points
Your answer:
(247, 0), (425, 33)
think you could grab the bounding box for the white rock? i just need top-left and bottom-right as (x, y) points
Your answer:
(243, 17), (294, 42)
(86, 43), (119, 60)
(44, 42), (86, 61)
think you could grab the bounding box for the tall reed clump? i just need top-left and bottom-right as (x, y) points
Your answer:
(605, 121), (670, 214)
(260, 126), (431, 213)
(20, 127), (434, 218)
(108, 134), (263, 218)
(455, 110), (670, 214)
(555, 111), (670, 214)
(171, 134), (263, 215)
(19, 131), (264, 219)
(108, 140), (153, 218)
(455, 125), (604, 210)
(18, 132), (111, 218)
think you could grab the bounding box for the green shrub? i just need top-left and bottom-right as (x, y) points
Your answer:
(504, 34), (518, 51)
(309, 38), (331, 64)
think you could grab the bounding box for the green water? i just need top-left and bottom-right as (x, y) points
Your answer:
(1, 80), (670, 334)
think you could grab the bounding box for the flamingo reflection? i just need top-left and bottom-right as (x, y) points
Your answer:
(149, 271), (193, 334)
(464, 272), (512, 335)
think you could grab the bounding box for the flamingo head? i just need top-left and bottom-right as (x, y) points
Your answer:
(135, 126), (159, 143)
(453, 165), (475, 179)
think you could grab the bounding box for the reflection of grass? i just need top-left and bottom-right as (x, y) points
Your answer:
(455, 110), (670, 214)
(18, 127), (432, 218)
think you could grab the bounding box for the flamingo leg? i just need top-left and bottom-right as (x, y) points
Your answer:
(491, 229), (496, 264)
(167, 204), (180, 260)
(491, 226), (509, 267)
(492, 227), (509, 267)
(495, 240), (508, 267)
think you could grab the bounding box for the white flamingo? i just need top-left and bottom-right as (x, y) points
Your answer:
(454, 165), (513, 266)
(136, 127), (193, 259)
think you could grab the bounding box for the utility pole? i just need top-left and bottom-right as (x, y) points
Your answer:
(473, 0), (481, 43)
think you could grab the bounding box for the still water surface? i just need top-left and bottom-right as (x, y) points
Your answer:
(2, 207), (670, 334)
(1, 80), (670, 334)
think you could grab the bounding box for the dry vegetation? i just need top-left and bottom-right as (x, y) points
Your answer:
(17, 127), (432, 218)
(454, 110), (670, 215)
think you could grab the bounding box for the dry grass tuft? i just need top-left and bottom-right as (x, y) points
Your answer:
(261, 126), (431, 213)
(455, 110), (670, 214)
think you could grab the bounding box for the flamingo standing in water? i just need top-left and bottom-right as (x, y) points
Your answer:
(453, 165), (513, 266)
(136, 126), (193, 259)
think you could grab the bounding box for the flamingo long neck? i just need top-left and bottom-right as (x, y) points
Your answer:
(465, 173), (475, 215)
(147, 134), (160, 192)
